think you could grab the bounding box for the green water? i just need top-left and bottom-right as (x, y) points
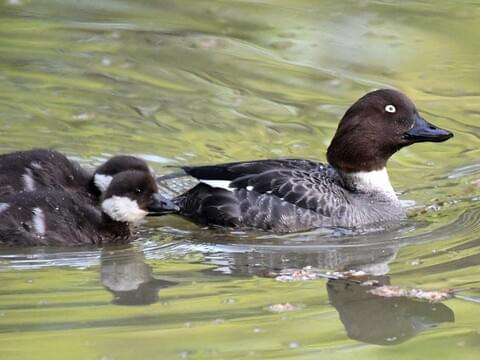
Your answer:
(1, 0), (480, 359)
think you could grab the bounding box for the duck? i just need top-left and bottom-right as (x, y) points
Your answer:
(0, 149), (151, 200)
(156, 89), (453, 232)
(0, 170), (178, 246)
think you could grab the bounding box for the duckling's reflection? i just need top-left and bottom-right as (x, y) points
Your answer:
(100, 246), (177, 306)
(327, 276), (455, 345)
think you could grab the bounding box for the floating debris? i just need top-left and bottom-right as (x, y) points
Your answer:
(266, 303), (300, 313)
(326, 270), (368, 280)
(275, 267), (371, 282)
(274, 267), (479, 305)
(368, 285), (453, 303)
(72, 112), (95, 121)
(360, 279), (380, 287)
(288, 341), (301, 349)
(275, 266), (319, 282)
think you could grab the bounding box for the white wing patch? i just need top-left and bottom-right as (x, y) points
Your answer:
(0, 203), (10, 214)
(30, 162), (43, 170)
(94, 174), (113, 193)
(22, 168), (36, 191)
(102, 196), (148, 223)
(200, 180), (233, 191)
(32, 207), (46, 235)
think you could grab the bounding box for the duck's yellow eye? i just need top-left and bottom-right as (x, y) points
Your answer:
(385, 104), (396, 113)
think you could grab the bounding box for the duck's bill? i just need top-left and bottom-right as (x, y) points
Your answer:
(404, 114), (453, 143)
(147, 193), (179, 215)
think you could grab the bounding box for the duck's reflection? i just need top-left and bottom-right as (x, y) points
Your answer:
(200, 238), (455, 345)
(100, 247), (177, 305)
(327, 275), (455, 345)
(204, 242), (400, 277)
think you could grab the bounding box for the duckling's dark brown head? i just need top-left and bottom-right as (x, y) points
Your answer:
(327, 89), (453, 173)
(101, 170), (177, 223)
(94, 156), (151, 194)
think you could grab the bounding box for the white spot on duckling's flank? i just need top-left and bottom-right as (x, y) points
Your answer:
(94, 174), (113, 193)
(22, 169), (35, 191)
(385, 104), (396, 113)
(201, 180), (233, 191)
(101, 196), (148, 223)
(0, 203), (10, 214)
(30, 162), (42, 170)
(32, 207), (46, 235)
(246, 186), (253, 191)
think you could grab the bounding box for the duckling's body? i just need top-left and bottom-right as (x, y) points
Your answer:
(0, 149), (91, 197)
(0, 190), (127, 246)
(0, 149), (151, 201)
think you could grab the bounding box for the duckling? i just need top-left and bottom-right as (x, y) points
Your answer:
(0, 170), (178, 246)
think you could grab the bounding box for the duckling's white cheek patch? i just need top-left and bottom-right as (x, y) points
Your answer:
(0, 203), (10, 214)
(102, 196), (148, 223)
(32, 207), (46, 235)
(94, 174), (113, 193)
(22, 168), (35, 191)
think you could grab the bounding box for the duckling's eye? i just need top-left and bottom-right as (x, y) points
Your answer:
(385, 104), (396, 113)
(135, 188), (143, 193)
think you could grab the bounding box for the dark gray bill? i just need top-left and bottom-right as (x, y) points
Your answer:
(147, 193), (179, 215)
(404, 114), (453, 143)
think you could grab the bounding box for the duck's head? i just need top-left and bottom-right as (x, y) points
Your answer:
(101, 170), (178, 223)
(327, 89), (453, 173)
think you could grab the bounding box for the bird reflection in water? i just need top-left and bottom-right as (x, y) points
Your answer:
(327, 275), (455, 345)
(100, 246), (177, 305)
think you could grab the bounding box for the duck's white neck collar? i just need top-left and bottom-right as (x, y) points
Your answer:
(340, 167), (397, 201)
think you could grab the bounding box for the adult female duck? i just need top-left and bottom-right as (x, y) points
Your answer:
(157, 89), (453, 232)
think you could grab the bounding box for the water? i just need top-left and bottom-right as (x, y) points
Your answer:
(1, 0), (479, 359)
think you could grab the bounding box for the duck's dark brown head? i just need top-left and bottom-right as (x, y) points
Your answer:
(327, 89), (453, 173)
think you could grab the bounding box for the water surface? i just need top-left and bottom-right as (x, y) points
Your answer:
(0, 1), (479, 359)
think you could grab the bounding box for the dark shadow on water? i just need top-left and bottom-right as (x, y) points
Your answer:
(327, 276), (455, 345)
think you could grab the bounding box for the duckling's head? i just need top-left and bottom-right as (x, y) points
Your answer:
(101, 170), (177, 223)
(94, 156), (152, 194)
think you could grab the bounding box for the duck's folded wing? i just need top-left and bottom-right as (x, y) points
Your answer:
(181, 159), (324, 181)
(156, 159), (327, 198)
(157, 159), (347, 219)
(230, 169), (349, 217)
